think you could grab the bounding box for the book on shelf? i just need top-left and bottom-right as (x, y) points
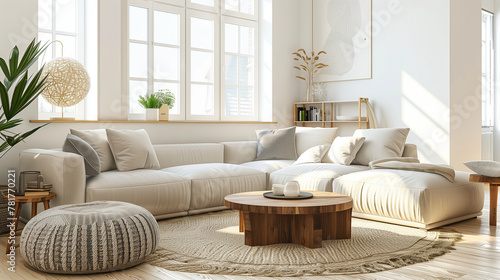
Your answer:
(24, 191), (50, 196)
(25, 187), (52, 192)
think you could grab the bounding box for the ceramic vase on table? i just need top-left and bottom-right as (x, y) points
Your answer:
(145, 108), (159, 121)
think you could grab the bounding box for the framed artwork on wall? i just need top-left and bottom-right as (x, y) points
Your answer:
(312, 0), (372, 82)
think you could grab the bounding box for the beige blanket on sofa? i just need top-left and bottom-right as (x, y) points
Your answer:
(370, 159), (455, 182)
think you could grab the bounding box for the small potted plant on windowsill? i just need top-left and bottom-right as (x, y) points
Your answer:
(138, 89), (175, 121)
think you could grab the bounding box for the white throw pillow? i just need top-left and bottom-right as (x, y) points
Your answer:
(293, 145), (329, 165)
(464, 160), (500, 177)
(295, 127), (338, 156)
(322, 137), (366, 165)
(351, 128), (410, 166)
(106, 129), (160, 171)
(70, 129), (116, 171)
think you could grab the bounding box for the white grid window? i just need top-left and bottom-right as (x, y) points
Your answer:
(37, 0), (98, 120)
(127, 0), (259, 121)
(482, 10), (494, 127)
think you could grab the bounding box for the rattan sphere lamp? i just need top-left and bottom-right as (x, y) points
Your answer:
(40, 43), (90, 120)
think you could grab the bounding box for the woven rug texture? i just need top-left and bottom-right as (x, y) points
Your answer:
(146, 210), (461, 277)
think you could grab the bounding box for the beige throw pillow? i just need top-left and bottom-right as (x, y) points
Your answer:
(106, 129), (160, 171)
(293, 145), (329, 165)
(351, 128), (410, 166)
(322, 137), (366, 165)
(70, 129), (116, 171)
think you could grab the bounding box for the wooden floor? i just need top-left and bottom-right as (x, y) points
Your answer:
(2, 192), (499, 280)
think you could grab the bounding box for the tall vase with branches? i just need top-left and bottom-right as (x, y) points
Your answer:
(0, 39), (49, 159)
(292, 49), (328, 102)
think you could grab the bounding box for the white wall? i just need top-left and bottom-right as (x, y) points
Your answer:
(300, 0), (481, 170)
(483, 0), (495, 12)
(449, 0), (482, 171)
(0, 0), (302, 182)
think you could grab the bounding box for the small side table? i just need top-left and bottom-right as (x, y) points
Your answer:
(5, 192), (57, 254)
(469, 174), (499, 226)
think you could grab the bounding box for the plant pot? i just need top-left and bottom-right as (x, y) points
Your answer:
(145, 108), (159, 121)
(159, 104), (169, 121)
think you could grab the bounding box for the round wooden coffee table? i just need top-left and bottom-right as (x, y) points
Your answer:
(224, 191), (353, 248)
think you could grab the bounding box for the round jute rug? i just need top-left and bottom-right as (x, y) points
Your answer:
(146, 210), (461, 277)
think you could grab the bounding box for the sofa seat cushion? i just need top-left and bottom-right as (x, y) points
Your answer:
(269, 163), (369, 192)
(240, 160), (295, 173)
(161, 163), (267, 211)
(86, 170), (190, 217)
(333, 169), (484, 229)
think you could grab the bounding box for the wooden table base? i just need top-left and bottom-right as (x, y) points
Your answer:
(239, 209), (352, 249)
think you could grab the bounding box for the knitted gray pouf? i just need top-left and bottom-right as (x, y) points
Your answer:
(20, 201), (159, 274)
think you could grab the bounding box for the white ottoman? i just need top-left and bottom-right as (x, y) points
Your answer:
(21, 201), (158, 274)
(333, 169), (484, 229)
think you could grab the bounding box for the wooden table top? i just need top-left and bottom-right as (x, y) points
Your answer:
(224, 191), (353, 215)
(469, 174), (500, 184)
(14, 192), (57, 203)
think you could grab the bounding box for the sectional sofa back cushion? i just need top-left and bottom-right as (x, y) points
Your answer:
(106, 129), (160, 171)
(351, 128), (410, 166)
(70, 129), (116, 171)
(295, 127), (338, 156)
(62, 134), (101, 176)
(154, 143), (224, 168)
(222, 141), (257, 164)
(256, 127), (297, 160)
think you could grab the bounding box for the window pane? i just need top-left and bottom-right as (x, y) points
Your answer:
(190, 0), (214, 7)
(225, 55), (238, 85)
(191, 17), (214, 50)
(154, 46), (179, 80)
(38, 0), (52, 30)
(38, 98), (53, 113)
(225, 24), (238, 53)
(154, 82), (180, 115)
(56, 106), (76, 113)
(56, 34), (76, 58)
(129, 80), (148, 114)
(239, 87), (253, 115)
(225, 86), (238, 116)
(240, 0), (255, 15)
(191, 84), (214, 115)
(240, 26), (254, 55)
(191, 51), (213, 83)
(129, 43), (148, 78)
(154, 11), (179, 45)
(225, 0), (238, 11)
(130, 6), (148, 41)
(239, 56), (254, 86)
(38, 32), (53, 67)
(55, 0), (76, 33)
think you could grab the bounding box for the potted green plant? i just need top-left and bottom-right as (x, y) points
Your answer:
(138, 89), (175, 121)
(0, 39), (49, 159)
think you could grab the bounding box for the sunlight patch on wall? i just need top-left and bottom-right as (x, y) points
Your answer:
(401, 71), (449, 164)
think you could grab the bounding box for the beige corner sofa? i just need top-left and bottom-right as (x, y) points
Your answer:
(18, 127), (484, 229)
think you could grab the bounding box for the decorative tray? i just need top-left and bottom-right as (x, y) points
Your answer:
(263, 192), (313, 200)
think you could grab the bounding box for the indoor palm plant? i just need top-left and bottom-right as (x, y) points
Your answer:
(0, 39), (49, 159)
(138, 89), (175, 121)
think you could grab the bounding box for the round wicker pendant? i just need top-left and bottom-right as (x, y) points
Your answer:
(40, 57), (91, 107)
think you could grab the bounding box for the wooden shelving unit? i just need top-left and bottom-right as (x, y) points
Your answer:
(294, 98), (371, 129)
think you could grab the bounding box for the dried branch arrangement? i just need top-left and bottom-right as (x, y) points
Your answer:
(292, 49), (328, 101)
(292, 49), (328, 82)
